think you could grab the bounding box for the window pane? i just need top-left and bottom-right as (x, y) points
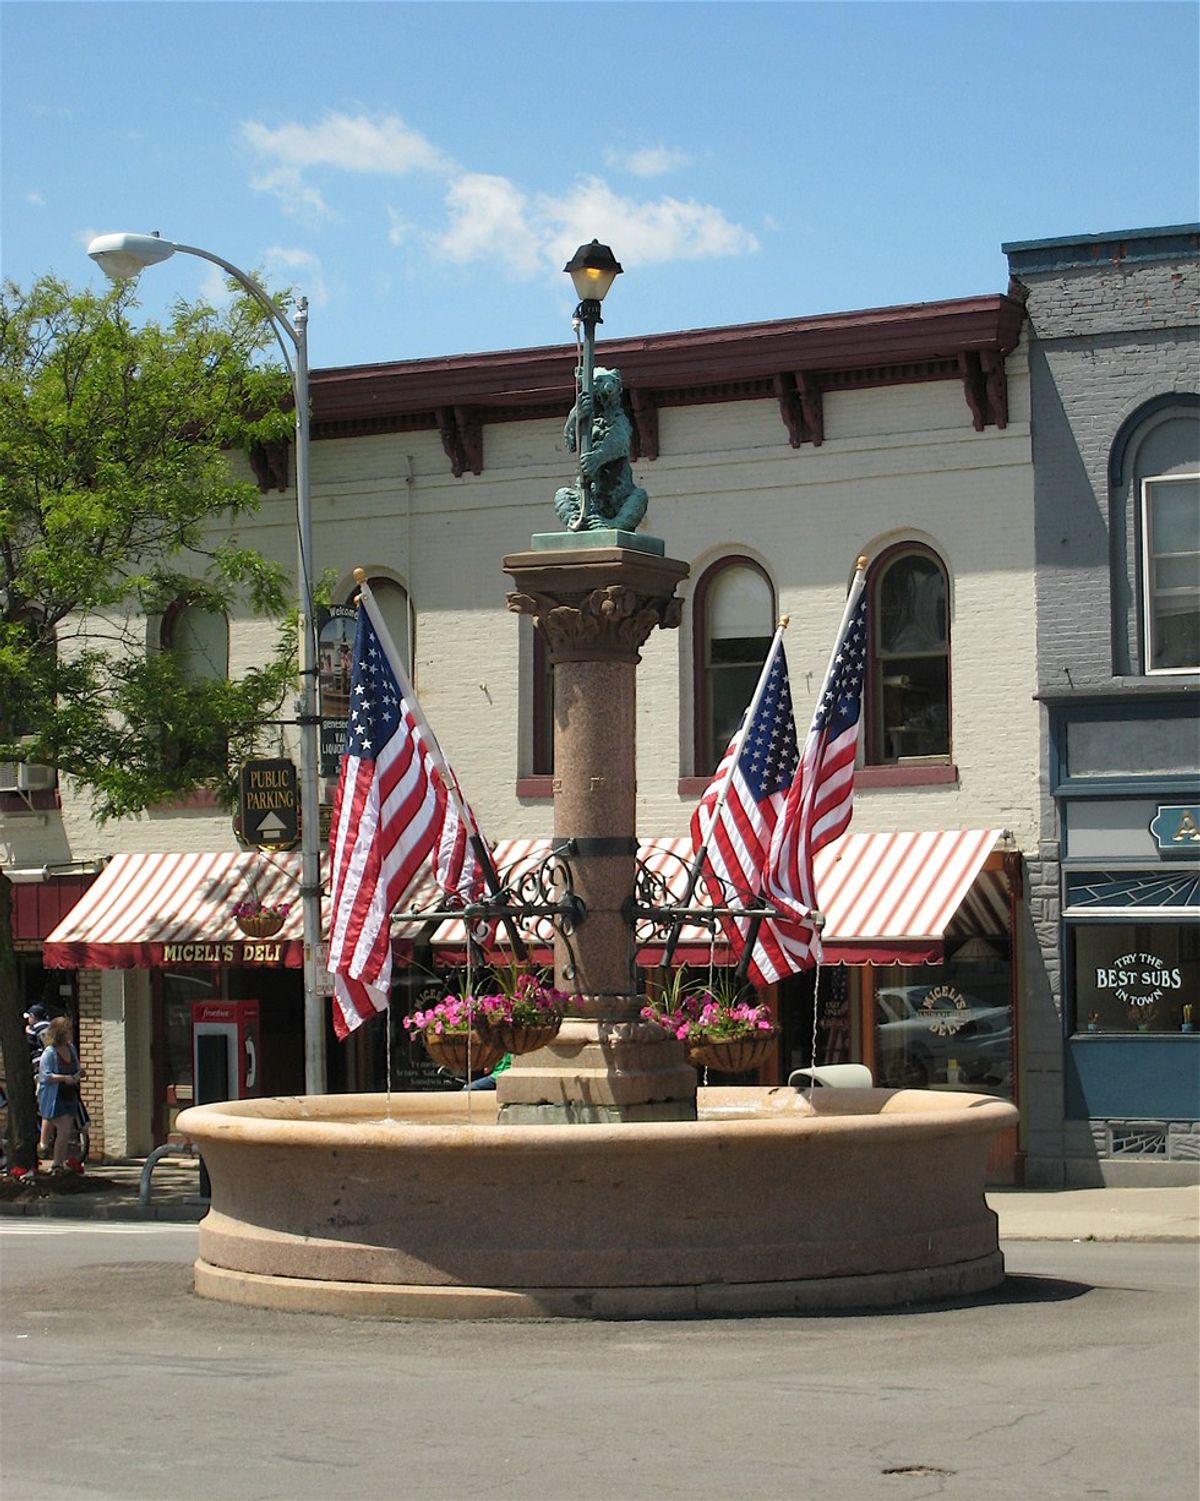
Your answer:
(702, 563), (773, 773)
(370, 578), (412, 676)
(1145, 477), (1200, 670)
(879, 656), (949, 759)
(870, 550), (951, 764)
(172, 606), (227, 683)
(1071, 922), (1199, 1033)
(708, 567), (772, 645)
(879, 557), (946, 653)
(1150, 478), (1200, 555)
(711, 664), (763, 755)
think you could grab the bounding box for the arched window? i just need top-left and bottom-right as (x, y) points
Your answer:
(1110, 397), (1200, 675)
(866, 544), (950, 765)
(160, 599), (229, 774)
(694, 558), (776, 775)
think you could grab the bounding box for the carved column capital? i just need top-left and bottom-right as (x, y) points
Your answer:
(504, 546), (689, 665)
(509, 583), (683, 663)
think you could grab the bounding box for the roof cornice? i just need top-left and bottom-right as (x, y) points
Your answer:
(251, 293), (1026, 482)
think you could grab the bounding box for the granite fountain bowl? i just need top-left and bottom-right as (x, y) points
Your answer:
(176, 1086), (1018, 1320)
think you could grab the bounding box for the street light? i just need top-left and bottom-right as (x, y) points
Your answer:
(562, 240), (622, 530)
(88, 231), (326, 1095)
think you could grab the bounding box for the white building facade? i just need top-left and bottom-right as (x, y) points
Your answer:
(8, 288), (1042, 1178)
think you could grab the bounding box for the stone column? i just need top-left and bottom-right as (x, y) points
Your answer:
(496, 539), (697, 1123)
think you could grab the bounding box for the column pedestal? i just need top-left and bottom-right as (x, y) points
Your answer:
(498, 540), (694, 1123)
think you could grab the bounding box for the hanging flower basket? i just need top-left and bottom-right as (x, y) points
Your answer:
(420, 1029), (507, 1077)
(686, 1030), (778, 1075)
(235, 911), (285, 939)
(489, 1015), (564, 1056)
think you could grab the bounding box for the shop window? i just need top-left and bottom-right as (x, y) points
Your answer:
(871, 941), (1013, 1095)
(693, 557), (776, 776)
(159, 599), (229, 776)
(1141, 474), (1200, 672)
(866, 544), (950, 765)
(1069, 921), (1198, 1034)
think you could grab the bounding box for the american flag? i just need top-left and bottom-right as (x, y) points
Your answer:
(689, 632), (808, 986)
(763, 571), (869, 965)
(326, 600), (483, 1038)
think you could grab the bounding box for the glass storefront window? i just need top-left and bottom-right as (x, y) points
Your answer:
(1071, 922), (1199, 1034)
(873, 945), (1013, 1096)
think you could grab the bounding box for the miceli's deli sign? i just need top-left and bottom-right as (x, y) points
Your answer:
(161, 940), (290, 966)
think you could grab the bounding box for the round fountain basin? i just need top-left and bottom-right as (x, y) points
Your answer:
(177, 1086), (1017, 1320)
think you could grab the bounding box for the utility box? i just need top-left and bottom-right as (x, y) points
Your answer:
(192, 1000), (261, 1105)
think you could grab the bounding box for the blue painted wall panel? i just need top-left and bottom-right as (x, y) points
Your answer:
(1066, 1037), (1200, 1119)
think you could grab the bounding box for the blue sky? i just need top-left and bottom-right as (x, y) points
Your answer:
(3, 2), (1198, 371)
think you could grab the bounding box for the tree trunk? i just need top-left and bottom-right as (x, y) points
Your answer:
(0, 875), (38, 1172)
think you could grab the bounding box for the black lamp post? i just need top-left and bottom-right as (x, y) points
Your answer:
(562, 240), (623, 530)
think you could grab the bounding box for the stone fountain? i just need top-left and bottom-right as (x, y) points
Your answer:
(178, 359), (1017, 1320)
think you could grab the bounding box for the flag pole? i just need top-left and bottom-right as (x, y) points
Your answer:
(353, 571), (528, 963)
(660, 615), (791, 970)
(736, 556), (871, 980)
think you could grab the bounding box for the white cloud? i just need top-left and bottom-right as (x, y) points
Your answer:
(25, 191), (45, 208)
(436, 174), (543, 275)
(434, 172), (758, 282)
(241, 111), (453, 217)
(604, 144), (691, 178)
(542, 177), (759, 270)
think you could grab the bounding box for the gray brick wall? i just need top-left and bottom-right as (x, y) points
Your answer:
(1007, 227), (1200, 1185)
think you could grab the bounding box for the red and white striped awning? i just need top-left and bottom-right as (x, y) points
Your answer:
(43, 851), (314, 969)
(407, 829), (1006, 968)
(42, 830), (1006, 972)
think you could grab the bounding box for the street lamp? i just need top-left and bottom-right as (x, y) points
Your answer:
(562, 240), (622, 530)
(88, 231), (326, 1095)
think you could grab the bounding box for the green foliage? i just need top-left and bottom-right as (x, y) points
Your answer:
(0, 273), (296, 818)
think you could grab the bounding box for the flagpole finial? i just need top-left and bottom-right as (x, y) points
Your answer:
(778, 614), (790, 629)
(855, 555), (869, 571)
(353, 567), (367, 585)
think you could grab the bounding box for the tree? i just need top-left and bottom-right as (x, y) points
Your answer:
(0, 274), (297, 1173)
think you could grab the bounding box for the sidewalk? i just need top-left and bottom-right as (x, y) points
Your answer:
(1, 1157), (1197, 1239)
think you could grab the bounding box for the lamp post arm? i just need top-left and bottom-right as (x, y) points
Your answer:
(168, 242), (299, 373)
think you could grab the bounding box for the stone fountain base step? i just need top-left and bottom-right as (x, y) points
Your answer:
(194, 1252), (1006, 1321)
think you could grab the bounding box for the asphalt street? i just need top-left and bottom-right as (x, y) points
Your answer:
(1, 1223), (1197, 1501)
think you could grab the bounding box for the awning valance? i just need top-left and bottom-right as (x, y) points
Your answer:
(43, 851), (313, 969)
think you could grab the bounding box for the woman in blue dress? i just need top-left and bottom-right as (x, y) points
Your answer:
(37, 1016), (86, 1173)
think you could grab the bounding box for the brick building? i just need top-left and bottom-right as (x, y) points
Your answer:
(1004, 224), (1199, 1183)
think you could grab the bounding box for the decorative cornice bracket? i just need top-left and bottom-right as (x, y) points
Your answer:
(435, 405), (484, 478)
(248, 438), (290, 493)
(958, 350), (1009, 431)
(773, 372), (824, 448)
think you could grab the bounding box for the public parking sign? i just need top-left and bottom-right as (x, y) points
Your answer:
(239, 759), (299, 850)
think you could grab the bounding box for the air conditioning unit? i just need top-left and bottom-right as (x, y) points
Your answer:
(10, 738), (57, 793)
(0, 762), (20, 793)
(17, 761), (57, 791)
